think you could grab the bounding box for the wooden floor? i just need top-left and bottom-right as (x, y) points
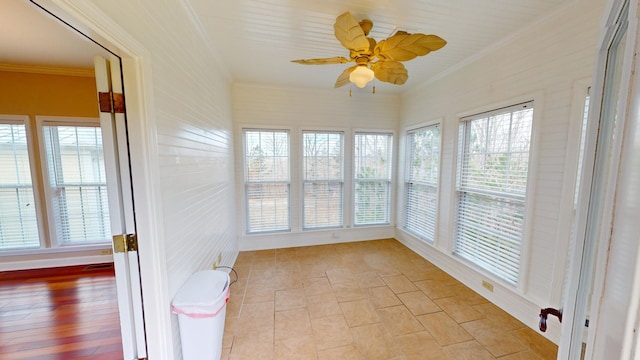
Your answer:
(0, 264), (123, 360)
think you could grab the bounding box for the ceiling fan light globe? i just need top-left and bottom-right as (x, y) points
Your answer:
(349, 66), (374, 88)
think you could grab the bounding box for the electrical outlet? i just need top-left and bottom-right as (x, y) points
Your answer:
(212, 261), (218, 270)
(100, 249), (113, 255)
(482, 280), (494, 292)
(217, 253), (222, 265)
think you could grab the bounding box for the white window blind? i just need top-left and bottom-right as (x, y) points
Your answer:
(0, 120), (40, 249)
(404, 124), (441, 242)
(354, 132), (392, 226)
(303, 131), (343, 230)
(454, 102), (533, 284)
(43, 124), (110, 245)
(244, 129), (290, 233)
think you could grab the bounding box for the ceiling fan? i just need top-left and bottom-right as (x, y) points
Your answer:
(291, 11), (446, 89)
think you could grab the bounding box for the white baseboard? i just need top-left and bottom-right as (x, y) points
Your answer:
(395, 229), (561, 344)
(238, 226), (396, 251)
(0, 252), (113, 271)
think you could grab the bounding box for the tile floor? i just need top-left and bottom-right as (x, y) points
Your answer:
(222, 239), (558, 360)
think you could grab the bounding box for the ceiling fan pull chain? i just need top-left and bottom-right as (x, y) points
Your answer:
(349, 87), (352, 97)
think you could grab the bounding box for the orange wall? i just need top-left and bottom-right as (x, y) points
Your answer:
(0, 70), (98, 117)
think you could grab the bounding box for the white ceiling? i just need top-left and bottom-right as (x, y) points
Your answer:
(1, 0), (569, 93)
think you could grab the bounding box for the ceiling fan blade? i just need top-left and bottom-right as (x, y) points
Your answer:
(374, 33), (446, 62)
(334, 65), (357, 88)
(371, 61), (408, 85)
(291, 56), (351, 65)
(334, 12), (370, 53)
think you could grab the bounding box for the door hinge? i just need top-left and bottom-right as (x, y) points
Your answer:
(112, 234), (138, 253)
(98, 91), (125, 114)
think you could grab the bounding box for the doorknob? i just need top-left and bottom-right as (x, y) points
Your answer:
(539, 307), (562, 332)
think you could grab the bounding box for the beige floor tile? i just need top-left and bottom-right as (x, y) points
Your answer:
(311, 314), (354, 350)
(275, 288), (307, 311)
(353, 271), (386, 288)
(237, 301), (274, 330)
(397, 291), (441, 316)
(299, 262), (329, 280)
(367, 286), (402, 308)
(377, 305), (424, 336)
(273, 274), (303, 290)
(498, 350), (546, 360)
(274, 335), (317, 360)
(317, 344), (363, 360)
(275, 308), (313, 340)
(230, 324), (274, 360)
(382, 275), (419, 294)
(414, 279), (458, 299)
(395, 331), (452, 359)
(326, 268), (355, 284)
(306, 293), (343, 319)
(339, 299), (381, 327)
(230, 240), (557, 360)
(417, 311), (473, 346)
(243, 284), (276, 304)
(434, 296), (485, 323)
(443, 340), (496, 359)
(510, 328), (558, 360)
(303, 277), (333, 296)
(331, 280), (367, 302)
(461, 320), (527, 357)
(350, 323), (402, 360)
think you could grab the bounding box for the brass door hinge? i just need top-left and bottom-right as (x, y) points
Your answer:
(112, 234), (138, 253)
(98, 91), (125, 114)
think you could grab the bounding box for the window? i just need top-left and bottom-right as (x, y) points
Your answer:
(41, 123), (110, 244)
(243, 129), (290, 233)
(0, 116), (109, 252)
(0, 119), (40, 249)
(354, 132), (392, 226)
(303, 131), (343, 229)
(454, 102), (534, 284)
(404, 124), (441, 242)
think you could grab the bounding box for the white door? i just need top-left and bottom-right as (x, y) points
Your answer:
(559, 0), (640, 358)
(95, 55), (147, 359)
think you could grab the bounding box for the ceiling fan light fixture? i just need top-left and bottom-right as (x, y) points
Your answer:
(350, 65), (374, 88)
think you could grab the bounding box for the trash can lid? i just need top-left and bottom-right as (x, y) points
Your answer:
(171, 270), (230, 315)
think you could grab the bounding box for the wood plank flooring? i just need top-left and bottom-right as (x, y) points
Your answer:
(0, 264), (123, 360)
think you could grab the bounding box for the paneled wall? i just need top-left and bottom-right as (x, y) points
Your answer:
(232, 84), (399, 250)
(85, 2), (237, 358)
(397, 0), (605, 342)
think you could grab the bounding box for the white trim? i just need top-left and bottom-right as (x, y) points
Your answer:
(239, 225), (395, 251)
(549, 78), (591, 305)
(399, 120), (443, 245)
(43, 1), (172, 358)
(559, 0), (634, 356)
(0, 253), (113, 271)
(0, 114), (48, 251)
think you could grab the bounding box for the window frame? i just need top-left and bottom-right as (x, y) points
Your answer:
(301, 130), (345, 231)
(0, 115), (47, 251)
(242, 128), (292, 234)
(36, 116), (111, 248)
(353, 131), (394, 227)
(402, 121), (442, 243)
(453, 101), (537, 286)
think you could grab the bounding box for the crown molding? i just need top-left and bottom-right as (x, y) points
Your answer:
(0, 63), (94, 77)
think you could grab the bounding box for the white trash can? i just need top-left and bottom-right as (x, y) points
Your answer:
(171, 270), (230, 360)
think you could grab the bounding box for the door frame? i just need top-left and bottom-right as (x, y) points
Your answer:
(34, 1), (173, 358)
(559, 0), (638, 357)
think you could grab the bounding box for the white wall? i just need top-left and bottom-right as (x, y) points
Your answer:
(396, 0), (605, 343)
(78, 1), (238, 358)
(232, 84), (399, 250)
